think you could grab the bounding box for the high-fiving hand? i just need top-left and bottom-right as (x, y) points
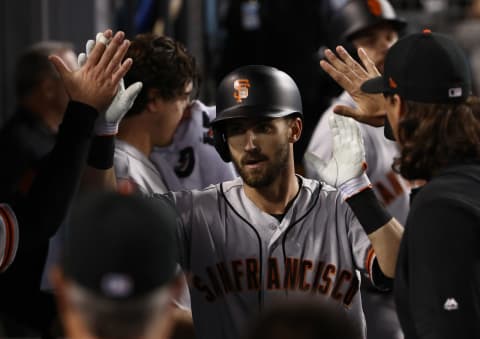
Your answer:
(320, 46), (386, 127)
(49, 30), (133, 115)
(77, 31), (143, 135)
(305, 113), (371, 199)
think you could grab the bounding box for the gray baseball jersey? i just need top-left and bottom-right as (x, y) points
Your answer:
(306, 91), (408, 339)
(151, 100), (237, 191)
(162, 176), (378, 339)
(114, 139), (169, 194)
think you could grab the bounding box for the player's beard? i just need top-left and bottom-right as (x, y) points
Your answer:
(232, 140), (290, 188)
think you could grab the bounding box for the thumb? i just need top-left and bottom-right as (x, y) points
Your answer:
(332, 105), (360, 120)
(304, 151), (328, 173)
(124, 82), (143, 104)
(49, 55), (71, 79)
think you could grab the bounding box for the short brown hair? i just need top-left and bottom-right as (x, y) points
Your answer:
(124, 34), (199, 117)
(394, 96), (480, 180)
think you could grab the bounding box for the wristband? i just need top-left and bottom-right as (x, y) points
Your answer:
(346, 188), (392, 234)
(338, 173), (372, 200)
(87, 135), (115, 169)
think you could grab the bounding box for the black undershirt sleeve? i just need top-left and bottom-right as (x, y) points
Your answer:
(12, 101), (97, 254)
(406, 200), (480, 339)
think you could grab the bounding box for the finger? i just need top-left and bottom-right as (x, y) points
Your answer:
(85, 35), (108, 67)
(49, 55), (71, 79)
(320, 60), (355, 92)
(304, 151), (327, 171)
(101, 29), (113, 40)
(105, 39), (130, 76)
(124, 82), (143, 103)
(97, 31), (125, 71)
(336, 46), (369, 79)
(111, 58), (133, 86)
(85, 39), (95, 57)
(77, 53), (87, 67)
(96, 32), (111, 46)
(333, 105), (361, 120)
(323, 48), (351, 74)
(335, 114), (349, 145)
(358, 48), (381, 77)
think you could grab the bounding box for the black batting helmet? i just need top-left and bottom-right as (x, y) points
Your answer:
(330, 0), (406, 44)
(211, 65), (303, 162)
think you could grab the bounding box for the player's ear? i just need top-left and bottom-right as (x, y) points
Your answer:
(288, 116), (302, 143)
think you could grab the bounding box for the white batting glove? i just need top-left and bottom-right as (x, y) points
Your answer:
(304, 114), (371, 199)
(78, 32), (142, 136)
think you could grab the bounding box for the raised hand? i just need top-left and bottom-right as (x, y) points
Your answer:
(49, 30), (133, 114)
(305, 113), (371, 199)
(77, 31), (143, 135)
(320, 46), (386, 127)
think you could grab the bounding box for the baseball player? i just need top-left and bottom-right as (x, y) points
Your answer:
(305, 1), (409, 338)
(85, 34), (233, 332)
(320, 29), (480, 339)
(151, 99), (237, 191)
(87, 64), (404, 339)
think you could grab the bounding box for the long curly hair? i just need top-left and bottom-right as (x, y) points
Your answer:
(124, 34), (199, 117)
(394, 96), (480, 180)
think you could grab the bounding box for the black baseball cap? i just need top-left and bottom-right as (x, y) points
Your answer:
(361, 30), (472, 103)
(62, 191), (179, 300)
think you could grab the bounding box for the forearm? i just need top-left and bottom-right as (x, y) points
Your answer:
(347, 188), (403, 278)
(14, 101), (97, 249)
(367, 218), (403, 277)
(82, 135), (118, 192)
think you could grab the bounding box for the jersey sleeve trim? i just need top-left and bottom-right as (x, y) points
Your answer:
(0, 203), (19, 272)
(365, 246), (375, 279)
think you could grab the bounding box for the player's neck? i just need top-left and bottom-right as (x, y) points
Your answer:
(117, 119), (154, 157)
(243, 167), (299, 215)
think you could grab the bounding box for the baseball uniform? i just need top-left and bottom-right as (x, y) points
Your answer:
(151, 100), (237, 191)
(161, 176), (383, 339)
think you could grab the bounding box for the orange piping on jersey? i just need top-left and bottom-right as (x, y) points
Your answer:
(0, 207), (15, 271)
(365, 247), (376, 278)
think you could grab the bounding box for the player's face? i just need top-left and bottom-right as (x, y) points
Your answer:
(226, 117), (292, 188)
(352, 23), (398, 73)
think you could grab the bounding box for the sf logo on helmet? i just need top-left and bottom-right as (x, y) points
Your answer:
(367, 0), (382, 16)
(233, 79), (250, 103)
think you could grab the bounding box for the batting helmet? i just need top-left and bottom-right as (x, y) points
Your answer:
(330, 0), (406, 44)
(211, 65), (303, 162)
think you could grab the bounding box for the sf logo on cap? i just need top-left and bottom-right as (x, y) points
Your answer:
(233, 79), (250, 103)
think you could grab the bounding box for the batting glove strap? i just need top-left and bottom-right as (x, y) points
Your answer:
(338, 173), (372, 200)
(94, 120), (120, 136)
(346, 188), (392, 235)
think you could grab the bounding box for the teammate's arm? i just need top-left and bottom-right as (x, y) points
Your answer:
(13, 29), (132, 250)
(347, 187), (403, 278)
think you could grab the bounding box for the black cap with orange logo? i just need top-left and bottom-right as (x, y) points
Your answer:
(361, 30), (472, 103)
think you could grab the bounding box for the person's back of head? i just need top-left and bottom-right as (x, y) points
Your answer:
(15, 41), (74, 100)
(51, 191), (180, 339)
(123, 34), (199, 118)
(245, 300), (361, 339)
(14, 41), (77, 130)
